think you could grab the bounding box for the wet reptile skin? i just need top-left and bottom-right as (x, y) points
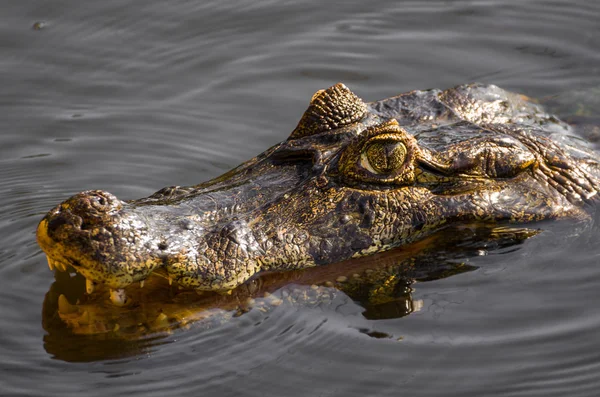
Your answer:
(36, 83), (600, 299)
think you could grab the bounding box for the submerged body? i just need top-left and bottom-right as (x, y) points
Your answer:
(37, 83), (600, 306)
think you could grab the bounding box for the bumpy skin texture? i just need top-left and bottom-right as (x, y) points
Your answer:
(37, 83), (600, 293)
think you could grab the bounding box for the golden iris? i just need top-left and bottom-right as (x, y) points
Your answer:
(361, 141), (407, 174)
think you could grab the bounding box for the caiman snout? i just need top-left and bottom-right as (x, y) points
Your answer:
(40, 190), (123, 250)
(37, 190), (157, 305)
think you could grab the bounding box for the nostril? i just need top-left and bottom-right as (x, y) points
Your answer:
(79, 190), (122, 214)
(90, 195), (108, 212)
(46, 213), (83, 235)
(47, 216), (68, 235)
(49, 190), (122, 234)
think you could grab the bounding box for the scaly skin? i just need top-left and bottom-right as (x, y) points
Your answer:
(37, 83), (600, 306)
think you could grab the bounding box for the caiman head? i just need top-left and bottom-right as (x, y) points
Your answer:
(37, 83), (600, 305)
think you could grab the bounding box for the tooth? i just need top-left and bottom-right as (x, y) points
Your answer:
(109, 289), (128, 306)
(168, 275), (173, 285)
(140, 280), (145, 288)
(79, 310), (90, 325)
(153, 313), (169, 328)
(85, 279), (96, 294)
(46, 256), (54, 271)
(54, 260), (67, 272)
(57, 294), (78, 314)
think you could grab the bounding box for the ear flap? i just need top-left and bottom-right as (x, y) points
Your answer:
(289, 83), (367, 139)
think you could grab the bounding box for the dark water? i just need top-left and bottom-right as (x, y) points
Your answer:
(2, 0), (600, 395)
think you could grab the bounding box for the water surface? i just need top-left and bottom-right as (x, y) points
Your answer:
(2, 0), (600, 396)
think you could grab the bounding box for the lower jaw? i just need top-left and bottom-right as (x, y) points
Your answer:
(45, 254), (157, 306)
(46, 253), (248, 307)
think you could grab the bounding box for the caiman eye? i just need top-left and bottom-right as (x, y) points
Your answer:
(361, 140), (407, 175)
(339, 120), (419, 186)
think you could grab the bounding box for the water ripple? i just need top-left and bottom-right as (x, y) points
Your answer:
(1, 0), (600, 396)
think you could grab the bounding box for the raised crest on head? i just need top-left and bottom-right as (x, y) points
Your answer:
(289, 83), (368, 139)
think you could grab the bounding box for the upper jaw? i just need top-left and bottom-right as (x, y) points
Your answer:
(37, 192), (165, 305)
(36, 186), (273, 306)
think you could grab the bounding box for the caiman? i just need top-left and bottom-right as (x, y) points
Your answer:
(37, 83), (600, 311)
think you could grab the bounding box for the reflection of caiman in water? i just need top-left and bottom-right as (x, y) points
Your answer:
(37, 83), (600, 342)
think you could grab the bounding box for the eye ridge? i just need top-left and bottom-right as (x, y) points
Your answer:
(362, 140), (407, 175)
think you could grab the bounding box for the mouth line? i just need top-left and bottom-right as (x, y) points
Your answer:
(45, 253), (167, 307)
